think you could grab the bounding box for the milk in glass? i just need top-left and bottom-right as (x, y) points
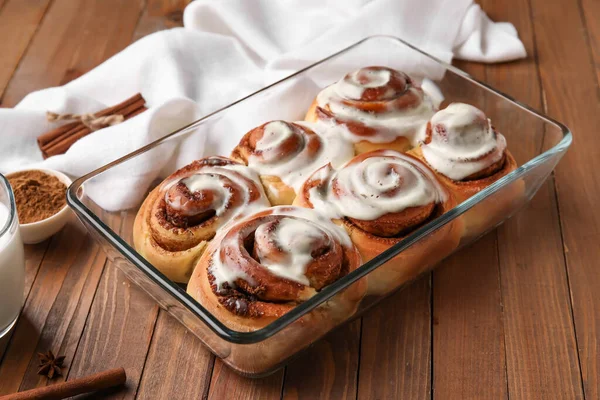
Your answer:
(0, 202), (25, 334)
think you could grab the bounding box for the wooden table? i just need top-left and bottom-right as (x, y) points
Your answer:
(0, 0), (598, 398)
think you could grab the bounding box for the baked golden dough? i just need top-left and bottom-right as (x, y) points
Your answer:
(133, 156), (270, 283)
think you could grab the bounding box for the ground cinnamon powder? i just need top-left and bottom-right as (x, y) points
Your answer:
(7, 170), (67, 224)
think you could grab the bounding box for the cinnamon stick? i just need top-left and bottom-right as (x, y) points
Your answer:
(38, 93), (147, 158)
(0, 368), (126, 400)
(43, 127), (94, 158)
(38, 93), (144, 147)
(41, 97), (147, 154)
(125, 106), (147, 119)
(36, 121), (81, 148)
(96, 93), (144, 118)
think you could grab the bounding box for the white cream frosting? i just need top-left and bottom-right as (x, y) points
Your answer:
(307, 151), (446, 221)
(209, 231), (254, 290)
(210, 206), (354, 290)
(421, 103), (507, 181)
(163, 162), (269, 223)
(254, 217), (329, 285)
(247, 121), (354, 191)
(336, 68), (393, 99)
(254, 120), (291, 153)
(315, 67), (437, 145)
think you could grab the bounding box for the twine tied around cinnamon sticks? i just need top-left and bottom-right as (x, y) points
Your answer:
(38, 93), (147, 159)
(46, 111), (125, 131)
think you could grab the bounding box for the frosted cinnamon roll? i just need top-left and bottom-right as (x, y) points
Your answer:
(187, 206), (365, 330)
(187, 206), (366, 372)
(231, 120), (354, 205)
(133, 157), (270, 283)
(305, 66), (437, 154)
(294, 150), (462, 295)
(409, 103), (518, 238)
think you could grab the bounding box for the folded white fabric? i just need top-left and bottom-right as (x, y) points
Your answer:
(0, 0), (525, 211)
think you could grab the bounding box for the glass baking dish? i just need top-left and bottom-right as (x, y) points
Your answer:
(66, 36), (571, 377)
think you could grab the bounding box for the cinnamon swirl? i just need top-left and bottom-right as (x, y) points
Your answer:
(294, 150), (462, 295)
(231, 120), (354, 205)
(133, 156), (270, 283)
(305, 66), (437, 154)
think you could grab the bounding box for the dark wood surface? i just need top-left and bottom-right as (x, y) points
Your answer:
(0, 0), (598, 398)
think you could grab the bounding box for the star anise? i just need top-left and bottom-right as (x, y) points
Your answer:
(37, 350), (65, 379)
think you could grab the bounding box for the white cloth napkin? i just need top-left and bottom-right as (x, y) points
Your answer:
(0, 0), (525, 211)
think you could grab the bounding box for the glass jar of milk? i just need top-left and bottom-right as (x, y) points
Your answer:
(0, 174), (25, 338)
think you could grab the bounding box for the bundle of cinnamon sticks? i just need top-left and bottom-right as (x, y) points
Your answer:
(37, 93), (147, 159)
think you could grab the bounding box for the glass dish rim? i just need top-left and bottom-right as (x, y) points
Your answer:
(0, 174), (17, 239)
(66, 35), (573, 344)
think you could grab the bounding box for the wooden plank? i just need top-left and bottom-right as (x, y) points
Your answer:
(580, 0), (600, 84)
(207, 360), (284, 400)
(0, 0), (52, 101)
(16, 214), (119, 391)
(576, 0), (600, 393)
(1, 0), (144, 107)
(528, 0), (600, 397)
(132, 0), (191, 41)
(66, 213), (159, 399)
(357, 277), (431, 400)
(433, 236), (508, 399)
(0, 216), (111, 395)
(573, 1), (600, 397)
(66, 264), (159, 399)
(136, 311), (214, 400)
(497, 183), (583, 399)
(22, 242), (51, 296)
(282, 320), (361, 400)
(432, 59), (508, 399)
(481, 0), (585, 398)
(56, 0), (144, 85)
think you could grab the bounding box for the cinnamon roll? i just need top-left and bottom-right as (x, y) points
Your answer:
(231, 120), (354, 205)
(305, 66), (437, 154)
(133, 156), (270, 283)
(294, 150), (462, 295)
(409, 103), (518, 238)
(187, 206), (366, 369)
(187, 206), (365, 330)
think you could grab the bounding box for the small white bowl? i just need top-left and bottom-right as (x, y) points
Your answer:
(9, 168), (73, 244)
